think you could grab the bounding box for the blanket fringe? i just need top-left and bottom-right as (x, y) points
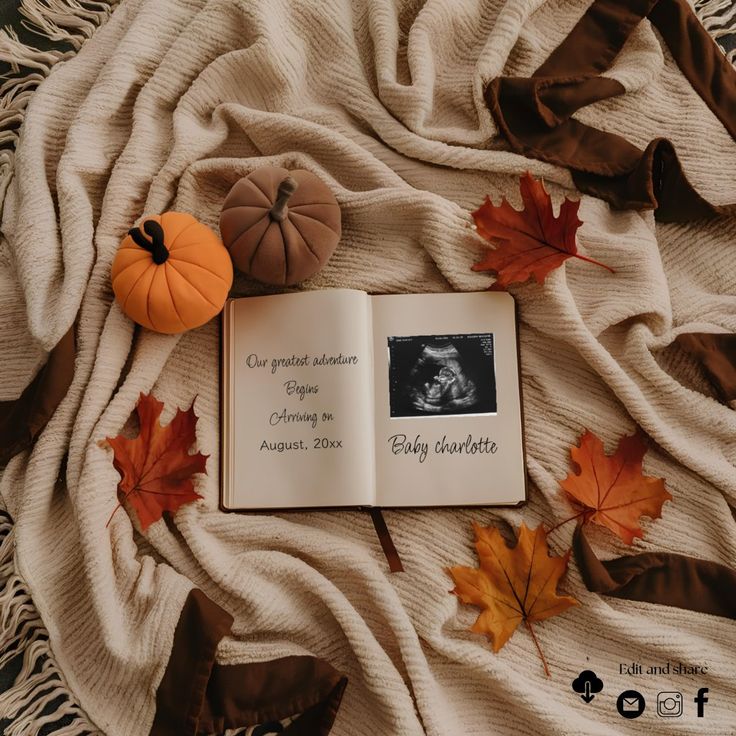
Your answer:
(0, 512), (101, 735)
(222, 715), (297, 736)
(694, 0), (736, 65)
(0, 0), (116, 205)
(18, 0), (115, 52)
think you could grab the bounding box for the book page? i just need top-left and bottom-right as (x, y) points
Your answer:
(371, 292), (526, 507)
(223, 289), (375, 509)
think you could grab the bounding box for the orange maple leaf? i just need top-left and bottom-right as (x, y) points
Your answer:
(471, 172), (613, 288)
(449, 522), (578, 676)
(559, 430), (672, 545)
(105, 393), (207, 531)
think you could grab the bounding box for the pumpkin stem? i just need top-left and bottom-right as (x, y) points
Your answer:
(269, 176), (298, 222)
(128, 220), (169, 264)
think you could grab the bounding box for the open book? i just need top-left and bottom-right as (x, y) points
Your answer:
(221, 289), (526, 510)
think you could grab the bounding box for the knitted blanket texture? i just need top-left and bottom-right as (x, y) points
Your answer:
(1, 0), (736, 734)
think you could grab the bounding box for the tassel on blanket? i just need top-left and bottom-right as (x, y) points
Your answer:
(694, 0), (736, 65)
(0, 511), (101, 735)
(0, 0), (116, 199)
(17, 0), (115, 50)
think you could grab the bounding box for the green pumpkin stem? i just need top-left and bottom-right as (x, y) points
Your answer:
(129, 220), (169, 264)
(269, 176), (298, 222)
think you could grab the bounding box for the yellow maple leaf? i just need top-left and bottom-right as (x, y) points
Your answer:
(449, 522), (578, 676)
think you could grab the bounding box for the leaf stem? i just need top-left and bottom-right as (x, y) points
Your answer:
(105, 486), (138, 528)
(105, 501), (123, 528)
(572, 252), (615, 273)
(547, 512), (584, 535)
(525, 620), (551, 678)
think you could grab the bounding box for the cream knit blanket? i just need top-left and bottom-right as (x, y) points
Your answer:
(2, 0), (736, 734)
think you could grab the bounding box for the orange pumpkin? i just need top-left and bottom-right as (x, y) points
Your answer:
(111, 212), (233, 334)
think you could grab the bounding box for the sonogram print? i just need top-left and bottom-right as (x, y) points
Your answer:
(387, 334), (497, 418)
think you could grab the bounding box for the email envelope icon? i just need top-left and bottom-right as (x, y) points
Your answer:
(617, 690), (645, 718)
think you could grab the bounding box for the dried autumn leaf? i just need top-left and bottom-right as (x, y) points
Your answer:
(449, 522), (578, 676)
(559, 430), (672, 545)
(471, 172), (613, 288)
(105, 392), (207, 531)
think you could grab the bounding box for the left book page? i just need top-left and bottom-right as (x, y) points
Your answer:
(222, 290), (375, 510)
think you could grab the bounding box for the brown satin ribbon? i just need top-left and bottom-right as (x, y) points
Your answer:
(573, 525), (736, 619)
(485, 0), (736, 222)
(370, 508), (404, 573)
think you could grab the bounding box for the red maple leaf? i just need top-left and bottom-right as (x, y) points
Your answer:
(471, 172), (613, 288)
(105, 393), (207, 530)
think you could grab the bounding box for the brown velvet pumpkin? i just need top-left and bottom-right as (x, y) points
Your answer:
(219, 166), (341, 285)
(111, 212), (233, 334)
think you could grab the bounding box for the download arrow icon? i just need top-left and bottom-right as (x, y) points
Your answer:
(572, 670), (603, 703)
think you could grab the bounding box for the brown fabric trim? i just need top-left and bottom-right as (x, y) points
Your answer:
(573, 526), (736, 618)
(676, 333), (736, 404)
(0, 325), (75, 466)
(370, 508), (404, 572)
(535, 0), (651, 78)
(485, 0), (736, 222)
(281, 677), (347, 736)
(201, 657), (347, 735)
(649, 0), (736, 142)
(151, 589), (347, 736)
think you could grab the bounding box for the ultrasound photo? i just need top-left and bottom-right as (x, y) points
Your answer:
(387, 333), (497, 418)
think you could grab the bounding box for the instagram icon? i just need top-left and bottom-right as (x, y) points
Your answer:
(657, 692), (683, 717)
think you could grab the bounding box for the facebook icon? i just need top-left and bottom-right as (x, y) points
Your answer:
(694, 688), (709, 717)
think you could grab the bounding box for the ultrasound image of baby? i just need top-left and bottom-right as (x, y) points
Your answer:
(407, 341), (479, 414)
(388, 333), (497, 418)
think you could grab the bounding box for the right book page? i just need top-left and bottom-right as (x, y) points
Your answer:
(370, 292), (526, 507)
